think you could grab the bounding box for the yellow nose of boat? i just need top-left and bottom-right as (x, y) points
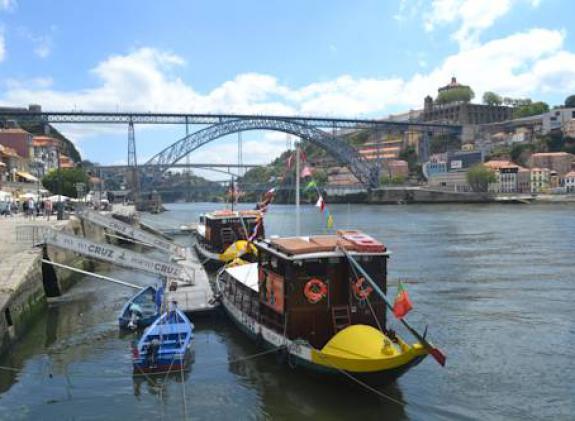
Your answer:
(311, 324), (426, 373)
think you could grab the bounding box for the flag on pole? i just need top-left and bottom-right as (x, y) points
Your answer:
(392, 282), (413, 319)
(326, 214), (334, 229)
(315, 195), (325, 212)
(300, 166), (313, 178)
(304, 180), (317, 191)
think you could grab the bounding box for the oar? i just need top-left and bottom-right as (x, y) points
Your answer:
(341, 248), (446, 367)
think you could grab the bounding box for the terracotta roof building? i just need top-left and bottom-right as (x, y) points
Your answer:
(528, 152), (574, 177)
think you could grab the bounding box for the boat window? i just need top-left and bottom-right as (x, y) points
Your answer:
(328, 257), (340, 264)
(199, 216), (205, 224)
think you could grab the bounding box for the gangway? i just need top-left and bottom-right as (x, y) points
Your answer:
(78, 210), (184, 256)
(22, 225), (215, 314)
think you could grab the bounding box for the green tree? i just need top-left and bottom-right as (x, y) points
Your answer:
(399, 146), (418, 174)
(483, 91), (503, 106)
(435, 86), (475, 104)
(510, 143), (536, 167)
(513, 101), (549, 118)
(565, 95), (575, 108)
(466, 164), (497, 192)
(42, 168), (89, 198)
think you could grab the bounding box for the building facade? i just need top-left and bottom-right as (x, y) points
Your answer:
(421, 78), (513, 125)
(563, 171), (575, 192)
(530, 168), (550, 193)
(0, 128), (33, 159)
(528, 152), (574, 177)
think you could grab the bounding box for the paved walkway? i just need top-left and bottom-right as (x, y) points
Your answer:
(0, 214), (69, 258)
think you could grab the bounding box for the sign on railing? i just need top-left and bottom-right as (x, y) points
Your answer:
(78, 210), (183, 256)
(41, 229), (188, 281)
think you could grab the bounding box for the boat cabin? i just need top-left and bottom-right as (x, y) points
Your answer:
(223, 230), (389, 350)
(197, 210), (264, 253)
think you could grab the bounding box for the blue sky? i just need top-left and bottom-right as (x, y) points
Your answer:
(1, 0), (574, 177)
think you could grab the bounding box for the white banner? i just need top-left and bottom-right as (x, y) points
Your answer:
(43, 230), (187, 280)
(79, 210), (183, 256)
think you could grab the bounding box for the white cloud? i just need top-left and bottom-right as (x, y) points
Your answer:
(2, 26), (575, 166)
(0, 0), (16, 11)
(424, 0), (542, 49)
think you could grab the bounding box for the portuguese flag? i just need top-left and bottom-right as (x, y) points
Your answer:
(393, 282), (413, 319)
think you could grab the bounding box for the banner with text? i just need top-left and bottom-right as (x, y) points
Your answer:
(43, 230), (187, 280)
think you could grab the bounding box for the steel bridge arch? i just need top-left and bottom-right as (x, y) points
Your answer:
(144, 118), (379, 188)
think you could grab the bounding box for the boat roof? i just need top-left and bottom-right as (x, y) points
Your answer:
(204, 209), (262, 220)
(255, 230), (389, 261)
(225, 263), (259, 292)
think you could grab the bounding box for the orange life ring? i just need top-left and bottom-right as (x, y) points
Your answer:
(304, 278), (328, 304)
(352, 277), (373, 300)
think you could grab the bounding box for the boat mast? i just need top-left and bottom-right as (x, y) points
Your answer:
(295, 141), (300, 236)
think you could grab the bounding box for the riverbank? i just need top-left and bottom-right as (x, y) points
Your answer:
(0, 206), (137, 355)
(322, 186), (575, 204)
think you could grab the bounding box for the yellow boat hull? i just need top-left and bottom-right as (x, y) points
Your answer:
(310, 324), (427, 373)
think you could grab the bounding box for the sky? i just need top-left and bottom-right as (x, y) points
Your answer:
(1, 0), (574, 179)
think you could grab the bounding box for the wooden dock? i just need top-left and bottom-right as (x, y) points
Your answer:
(169, 247), (217, 315)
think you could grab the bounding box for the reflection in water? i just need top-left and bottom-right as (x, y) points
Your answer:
(0, 203), (573, 419)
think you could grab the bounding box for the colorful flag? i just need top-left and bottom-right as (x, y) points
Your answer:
(300, 166), (313, 178)
(392, 282), (413, 319)
(315, 196), (325, 212)
(326, 214), (334, 229)
(305, 180), (317, 191)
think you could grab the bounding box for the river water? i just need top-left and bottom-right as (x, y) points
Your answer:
(0, 202), (573, 420)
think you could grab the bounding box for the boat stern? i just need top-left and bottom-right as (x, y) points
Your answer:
(311, 324), (427, 376)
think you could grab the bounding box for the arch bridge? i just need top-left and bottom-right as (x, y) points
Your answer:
(0, 110), (462, 189)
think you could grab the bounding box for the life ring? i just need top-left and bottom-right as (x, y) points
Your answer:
(352, 277), (373, 300)
(304, 278), (328, 304)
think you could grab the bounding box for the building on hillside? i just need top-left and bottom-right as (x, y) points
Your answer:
(517, 168), (531, 193)
(530, 168), (550, 193)
(421, 77), (512, 125)
(528, 152), (574, 177)
(59, 154), (76, 169)
(382, 159), (409, 179)
(0, 128), (33, 159)
(327, 167), (361, 186)
(427, 171), (472, 192)
(484, 160), (525, 193)
(0, 144), (35, 183)
(549, 171), (560, 190)
(31, 135), (60, 178)
(542, 108), (575, 133)
(562, 171), (575, 192)
(422, 153), (448, 180)
(447, 150), (483, 171)
(564, 119), (575, 138)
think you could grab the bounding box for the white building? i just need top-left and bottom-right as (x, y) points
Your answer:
(542, 108), (575, 134)
(563, 171), (575, 193)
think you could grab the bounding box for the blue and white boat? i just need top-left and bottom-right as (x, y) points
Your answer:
(132, 307), (194, 374)
(118, 286), (161, 330)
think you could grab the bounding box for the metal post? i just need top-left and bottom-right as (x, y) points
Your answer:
(295, 142), (300, 236)
(56, 149), (64, 220)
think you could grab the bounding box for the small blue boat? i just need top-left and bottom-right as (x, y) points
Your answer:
(132, 307), (194, 374)
(118, 286), (160, 330)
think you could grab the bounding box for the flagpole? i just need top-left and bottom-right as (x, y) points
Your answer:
(295, 142), (300, 236)
(341, 247), (446, 366)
